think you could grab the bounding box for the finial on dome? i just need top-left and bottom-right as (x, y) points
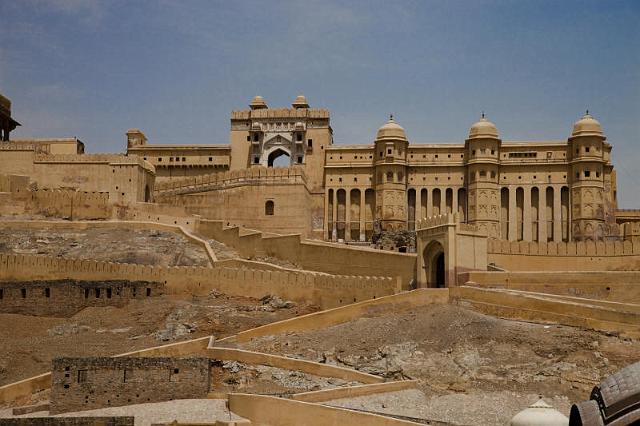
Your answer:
(481, 111), (485, 119)
(586, 109), (589, 115)
(250, 95), (268, 110)
(390, 113), (394, 121)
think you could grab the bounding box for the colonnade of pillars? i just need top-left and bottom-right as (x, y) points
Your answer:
(500, 185), (570, 242)
(407, 187), (467, 231)
(326, 185), (570, 243)
(327, 188), (375, 241)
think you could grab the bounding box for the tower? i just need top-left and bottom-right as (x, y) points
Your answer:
(464, 114), (501, 237)
(126, 129), (147, 149)
(569, 112), (608, 240)
(373, 116), (409, 231)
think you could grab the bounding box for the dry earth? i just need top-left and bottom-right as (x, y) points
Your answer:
(0, 292), (317, 391)
(0, 227), (210, 266)
(230, 304), (640, 425)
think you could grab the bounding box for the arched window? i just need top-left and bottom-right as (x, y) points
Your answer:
(265, 200), (275, 216)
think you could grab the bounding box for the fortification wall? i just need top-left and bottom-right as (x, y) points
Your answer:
(0, 254), (396, 309)
(26, 189), (111, 220)
(50, 357), (210, 414)
(487, 238), (640, 271)
(459, 270), (640, 303)
(0, 418), (134, 426)
(197, 220), (416, 287)
(0, 279), (163, 317)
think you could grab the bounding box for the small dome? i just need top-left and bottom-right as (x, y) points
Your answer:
(250, 96), (268, 110)
(292, 95), (309, 109)
(510, 399), (568, 426)
(571, 111), (603, 137)
(376, 115), (407, 141)
(468, 114), (499, 139)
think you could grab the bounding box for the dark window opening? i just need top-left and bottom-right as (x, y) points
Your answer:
(182, 157), (186, 161)
(387, 149), (392, 155)
(146, 288), (151, 297)
(585, 170), (591, 177)
(253, 134), (259, 142)
(95, 288), (101, 298)
(174, 368), (179, 374)
(158, 158), (162, 162)
(21, 289), (26, 298)
(45, 288), (50, 298)
(307, 139), (313, 147)
(209, 157), (212, 161)
(85, 288), (89, 299)
(0, 289), (3, 300)
(254, 157), (259, 164)
(296, 133), (302, 142)
(297, 156), (303, 164)
(247, 135), (251, 142)
(265, 200), (275, 216)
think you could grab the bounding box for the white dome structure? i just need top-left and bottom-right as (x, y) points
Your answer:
(510, 399), (568, 426)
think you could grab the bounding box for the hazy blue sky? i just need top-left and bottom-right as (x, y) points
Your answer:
(1, 0), (639, 206)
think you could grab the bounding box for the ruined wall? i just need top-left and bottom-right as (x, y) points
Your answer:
(487, 238), (640, 271)
(0, 418), (134, 426)
(0, 254), (397, 309)
(50, 357), (210, 414)
(196, 220), (416, 288)
(0, 279), (163, 317)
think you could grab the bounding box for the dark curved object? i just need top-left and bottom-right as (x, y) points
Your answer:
(570, 361), (640, 425)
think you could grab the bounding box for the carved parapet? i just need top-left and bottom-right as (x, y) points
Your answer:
(415, 213), (459, 231)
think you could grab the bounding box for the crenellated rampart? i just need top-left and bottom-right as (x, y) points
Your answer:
(0, 253), (397, 309)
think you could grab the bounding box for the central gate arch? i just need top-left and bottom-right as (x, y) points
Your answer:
(423, 240), (446, 288)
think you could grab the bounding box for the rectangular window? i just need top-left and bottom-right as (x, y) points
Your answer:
(170, 157), (174, 162)
(85, 288), (89, 299)
(297, 133), (302, 142)
(146, 288), (151, 297)
(21, 289), (26, 298)
(209, 157), (212, 161)
(584, 170), (591, 177)
(45, 288), (50, 298)
(182, 157), (186, 161)
(107, 288), (112, 299)
(297, 157), (303, 164)
(254, 157), (259, 164)
(246, 136), (251, 142)
(158, 158), (162, 162)
(95, 288), (100, 298)
(307, 139), (313, 148)
(78, 370), (87, 383)
(585, 147), (590, 152)
(0, 288), (3, 300)
(387, 149), (392, 155)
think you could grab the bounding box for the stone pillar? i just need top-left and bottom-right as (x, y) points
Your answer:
(508, 186), (517, 241)
(426, 188), (433, 218)
(331, 189), (338, 241)
(554, 185), (562, 242)
(452, 188), (458, 217)
(359, 189), (366, 241)
(523, 187), (532, 241)
(345, 189), (351, 242)
(538, 186), (547, 243)
(415, 188), (422, 222)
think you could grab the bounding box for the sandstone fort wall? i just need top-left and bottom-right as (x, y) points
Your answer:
(0, 254), (396, 309)
(196, 219), (416, 287)
(49, 357), (210, 414)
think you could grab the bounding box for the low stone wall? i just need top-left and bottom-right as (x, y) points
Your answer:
(487, 238), (640, 271)
(228, 393), (422, 426)
(220, 289), (449, 344)
(0, 254), (396, 309)
(291, 380), (419, 403)
(459, 270), (640, 303)
(0, 279), (163, 317)
(207, 348), (383, 385)
(49, 357), (210, 414)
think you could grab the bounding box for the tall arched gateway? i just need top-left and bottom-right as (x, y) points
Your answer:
(423, 240), (446, 288)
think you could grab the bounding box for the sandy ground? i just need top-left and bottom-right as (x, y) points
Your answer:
(0, 227), (211, 266)
(0, 399), (245, 425)
(232, 304), (640, 426)
(0, 292), (316, 391)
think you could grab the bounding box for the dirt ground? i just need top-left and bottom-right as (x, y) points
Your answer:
(231, 304), (640, 425)
(0, 292), (317, 390)
(0, 227), (211, 266)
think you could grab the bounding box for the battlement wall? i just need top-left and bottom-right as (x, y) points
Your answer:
(0, 254), (397, 309)
(154, 166), (308, 194)
(487, 238), (640, 271)
(230, 107), (330, 120)
(28, 189), (111, 220)
(197, 219), (416, 288)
